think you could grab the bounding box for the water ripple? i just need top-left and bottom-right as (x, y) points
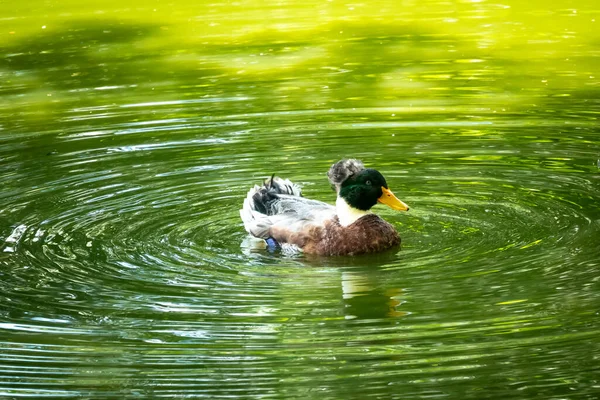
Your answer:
(1, 105), (599, 398)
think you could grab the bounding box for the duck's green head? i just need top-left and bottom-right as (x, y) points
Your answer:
(339, 168), (409, 212)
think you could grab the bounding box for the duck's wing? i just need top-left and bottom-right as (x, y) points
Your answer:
(257, 196), (335, 240)
(270, 194), (334, 217)
(240, 177), (335, 240)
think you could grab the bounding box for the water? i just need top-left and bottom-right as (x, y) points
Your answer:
(1, 1), (600, 398)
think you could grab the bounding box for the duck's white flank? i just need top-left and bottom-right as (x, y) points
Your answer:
(336, 197), (370, 227)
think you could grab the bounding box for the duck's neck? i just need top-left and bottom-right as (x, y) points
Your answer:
(336, 197), (370, 227)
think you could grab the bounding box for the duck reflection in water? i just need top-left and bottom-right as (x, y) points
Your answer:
(341, 267), (407, 320)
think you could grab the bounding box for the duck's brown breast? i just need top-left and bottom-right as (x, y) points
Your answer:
(307, 214), (400, 256)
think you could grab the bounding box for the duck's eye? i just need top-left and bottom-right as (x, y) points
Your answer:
(366, 180), (372, 186)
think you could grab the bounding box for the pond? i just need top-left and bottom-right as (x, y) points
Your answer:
(1, 1), (599, 398)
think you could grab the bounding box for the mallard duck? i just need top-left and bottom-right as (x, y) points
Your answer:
(240, 159), (409, 256)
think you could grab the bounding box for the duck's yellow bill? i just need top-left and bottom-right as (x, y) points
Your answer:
(378, 187), (409, 211)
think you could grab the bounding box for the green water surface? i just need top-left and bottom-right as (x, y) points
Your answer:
(1, 0), (599, 398)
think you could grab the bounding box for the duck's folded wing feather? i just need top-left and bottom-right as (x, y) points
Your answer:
(271, 195), (334, 217)
(242, 195), (335, 241)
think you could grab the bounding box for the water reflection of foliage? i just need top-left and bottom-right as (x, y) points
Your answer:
(1, 18), (598, 128)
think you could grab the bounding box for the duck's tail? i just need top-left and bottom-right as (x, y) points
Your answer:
(240, 176), (302, 238)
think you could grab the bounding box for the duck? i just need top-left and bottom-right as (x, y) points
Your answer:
(240, 159), (409, 256)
